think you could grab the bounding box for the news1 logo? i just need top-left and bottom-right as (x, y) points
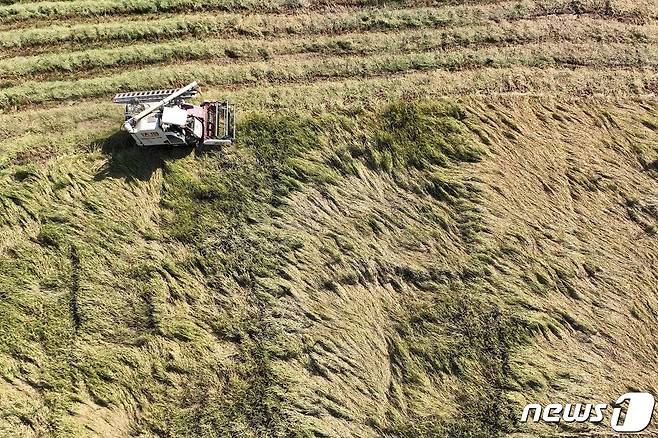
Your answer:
(521, 392), (656, 433)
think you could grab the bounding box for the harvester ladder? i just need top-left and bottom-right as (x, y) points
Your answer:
(113, 87), (197, 104)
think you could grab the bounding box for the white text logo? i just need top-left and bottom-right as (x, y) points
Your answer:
(521, 392), (655, 433)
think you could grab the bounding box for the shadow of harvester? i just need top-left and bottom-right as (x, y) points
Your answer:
(93, 130), (194, 182)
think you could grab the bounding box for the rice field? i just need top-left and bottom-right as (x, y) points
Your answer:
(1, 0), (658, 436)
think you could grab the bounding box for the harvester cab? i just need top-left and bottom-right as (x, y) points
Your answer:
(112, 81), (235, 147)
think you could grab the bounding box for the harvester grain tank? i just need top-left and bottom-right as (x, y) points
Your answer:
(112, 81), (235, 147)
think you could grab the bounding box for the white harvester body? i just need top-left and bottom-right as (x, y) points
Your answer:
(112, 81), (235, 147)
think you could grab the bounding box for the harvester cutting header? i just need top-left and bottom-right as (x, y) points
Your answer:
(112, 81), (235, 147)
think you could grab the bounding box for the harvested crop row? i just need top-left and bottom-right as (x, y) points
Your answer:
(210, 67), (658, 111)
(0, 0), (92, 5)
(3, 19), (654, 80)
(0, 0), (480, 24)
(2, 0), (654, 51)
(0, 0), (350, 23)
(0, 11), (449, 54)
(0, 0), (53, 5)
(0, 103), (114, 141)
(0, 0), (653, 29)
(0, 0), (497, 6)
(0, 3), (520, 50)
(1, 42), (656, 109)
(0, 28), (457, 79)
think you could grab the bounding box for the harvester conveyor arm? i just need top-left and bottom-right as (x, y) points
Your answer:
(123, 81), (198, 131)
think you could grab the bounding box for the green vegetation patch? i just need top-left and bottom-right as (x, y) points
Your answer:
(383, 289), (531, 437)
(155, 112), (324, 435)
(162, 113), (322, 243)
(327, 100), (483, 175)
(369, 101), (484, 170)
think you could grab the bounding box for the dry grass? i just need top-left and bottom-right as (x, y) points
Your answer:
(1, 0), (658, 436)
(2, 94), (657, 437)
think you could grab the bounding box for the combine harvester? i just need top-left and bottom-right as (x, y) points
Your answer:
(112, 81), (235, 147)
